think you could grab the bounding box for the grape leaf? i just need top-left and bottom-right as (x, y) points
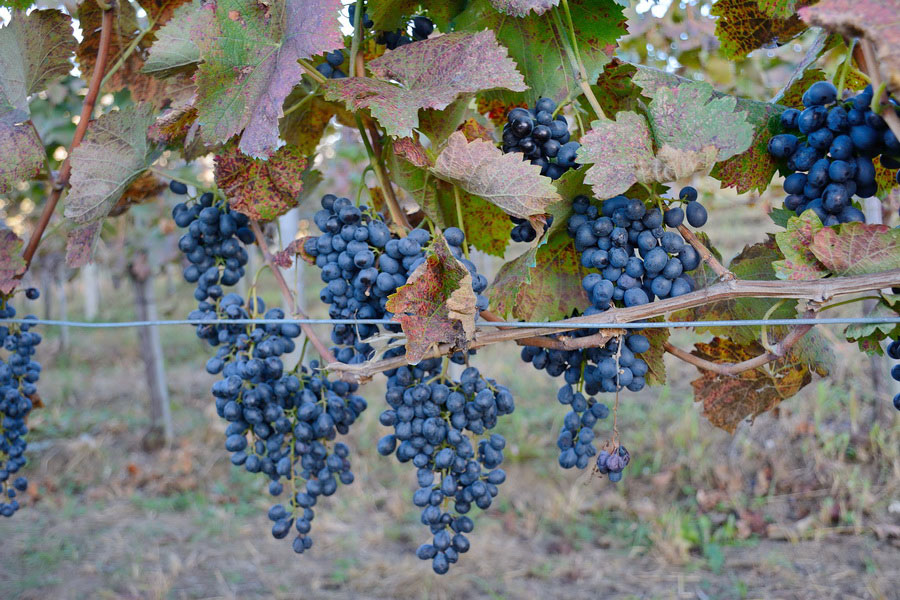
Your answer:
(711, 0), (808, 60)
(771, 30), (833, 107)
(386, 231), (477, 364)
(322, 31), (526, 139)
(756, 0), (802, 18)
(490, 0), (559, 17)
(773, 211), (830, 280)
(799, 0), (900, 96)
(691, 337), (815, 434)
(65, 105), (158, 224)
(214, 141), (307, 221)
(0, 230), (26, 294)
(66, 221), (103, 268)
(844, 295), (900, 355)
(710, 100), (784, 194)
(431, 131), (561, 222)
(641, 321), (670, 387)
(873, 155), (899, 198)
(418, 97), (473, 147)
(455, 0), (626, 104)
(487, 170), (590, 321)
(809, 222), (900, 276)
(387, 145), (511, 257)
(590, 59), (649, 119)
(0, 9), (75, 193)
(577, 111), (654, 200)
(280, 88), (353, 156)
(145, 0), (344, 157)
(368, 0), (466, 31)
(769, 207), (794, 228)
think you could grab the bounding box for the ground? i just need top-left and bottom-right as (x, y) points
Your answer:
(1, 196), (898, 600)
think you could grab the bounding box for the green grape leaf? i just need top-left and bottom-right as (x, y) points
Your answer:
(0, 230), (26, 295)
(386, 231), (477, 364)
(756, 0), (802, 17)
(800, 0), (900, 96)
(142, 0), (213, 77)
(641, 321), (670, 387)
(323, 31), (526, 139)
(368, 0), (466, 31)
(590, 59), (649, 119)
(844, 295), (900, 355)
(487, 170), (590, 321)
(691, 337), (816, 434)
(490, 0), (559, 17)
(710, 100), (784, 194)
(769, 207), (795, 228)
(65, 221), (103, 268)
(431, 131), (560, 223)
(65, 105), (158, 224)
(214, 141), (307, 221)
(712, 0), (808, 60)
(773, 211), (830, 280)
(455, 0), (626, 105)
(810, 222), (900, 276)
(578, 111), (654, 200)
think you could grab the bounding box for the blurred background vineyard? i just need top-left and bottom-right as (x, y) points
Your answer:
(0, 1), (899, 598)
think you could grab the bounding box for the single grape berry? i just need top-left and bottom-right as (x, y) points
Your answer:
(685, 202), (708, 228)
(169, 180), (188, 195)
(24, 288), (39, 300)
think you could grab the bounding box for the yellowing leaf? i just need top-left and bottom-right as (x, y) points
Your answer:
(214, 141), (307, 221)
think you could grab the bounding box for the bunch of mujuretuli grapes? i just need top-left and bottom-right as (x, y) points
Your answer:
(888, 338), (900, 411)
(376, 359), (514, 574)
(0, 289), (41, 518)
(173, 182), (368, 555)
(503, 97), (580, 182)
(348, 3), (433, 49)
(316, 49), (347, 79)
(521, 190), (704, 480)
(304, 194), (489, 365)
(767, 81), (897, 224)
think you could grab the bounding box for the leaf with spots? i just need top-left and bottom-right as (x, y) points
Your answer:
(142, 0), (213, 77)
(641, 321), (670, 387)
(873, 155), (899, 198)
(590, 59), (649, 119)
(386, 232), (477, 364)
(0, 118), (43, 195)
(756, 0), (803, 17)
(711, 99), (784, 194)
(65, 221), (103, 268)
(487, 170), (591, 321)
(214, 141), (307, 221)
(773, 211), (830, 280)
(64, 105), (158, 224)
(800, 0), (900, 96)
(0, 230), (25, 294)
(455, 0), (626, 105)
(691, 336), (815, 434)
(810, 222), (900, 276)
(577, 111), (653, 200)
(844, 294), (900, 355)
(490, 0), (559, 17)
(432, 131), (560, 225)
(322, 31), (526, 139)
(711, 0), (808, 60)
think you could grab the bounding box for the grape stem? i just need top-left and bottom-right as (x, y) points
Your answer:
(452, 186), (470, 261)
(349, 0), (364, 78)
(676, 224), (735, 281)
(327, 269), (900, 383)
(354, 114), (412, 232)
(662, 310), (817, 377)
(249, 220), (336, 364)
(22, 3), (115, 271)
(858, 39), (900, 146)
(554, 0), (605, 118)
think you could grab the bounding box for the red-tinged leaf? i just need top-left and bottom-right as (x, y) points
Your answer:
(711, 0), (808, 60)
(0, 230), (25, 294)
(691, 337), (815, 434)
(394, 137), (431, 168)
(773, 211), (830, 280)
(386, 232), (477, 364)
(456, 0), (626, 105)
(388, 148), (510, 257)
(323, 31), (526, 139)
(64, 105), (158, 224)
(490, 0), (559, 16)
(214, 142), (307, 221)
(456, 118), (494, 143)
(810, 222), (900, 276)
(65, 222), (102, 268)
(578, 111), (654, 199)
(488, 171), (591, 321)
(431, 131), (560, 221)
(0, 117), (43, 195)
(476, 97), (527, 127)
(590, 59), (649, 119)
(800, 0), (900, 95)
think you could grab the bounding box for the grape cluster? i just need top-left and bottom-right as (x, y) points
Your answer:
(376, 359), (514, 574)
(503, 97), (580, 181)
(888, 339), (900, 411)
(767, 82), (895, 225)
(304, 195), (489, 364)
(376, 15), (433, 49)
(316, 49), (347, 80)
(509, 215), (554, 244)
(596, 445), (630, 483)
(0, 291), (41, 517)
(173, 184), (367, 555)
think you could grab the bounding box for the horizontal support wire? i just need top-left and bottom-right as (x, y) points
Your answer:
(0, 316), (897, 329)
